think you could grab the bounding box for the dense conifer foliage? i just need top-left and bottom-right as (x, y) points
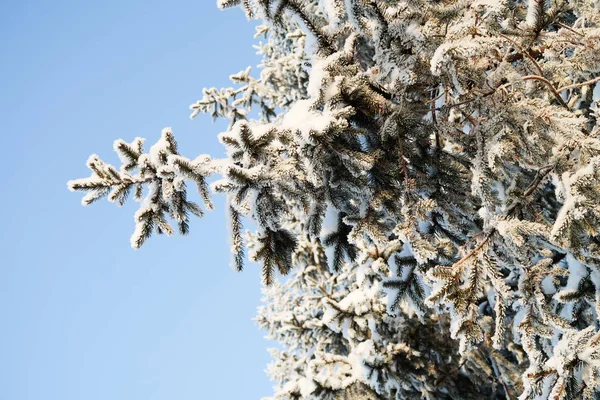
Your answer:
(69, 1), (600, 398)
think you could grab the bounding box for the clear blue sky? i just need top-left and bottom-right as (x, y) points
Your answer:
(0, 1), (276, 399)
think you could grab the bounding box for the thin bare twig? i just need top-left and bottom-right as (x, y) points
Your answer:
(522, 75), (569, 109)
(433, 90), (496, 112)
(555, 21), (584, 37)
(558, 76), (600, 92)
(454, 232), (494, 269)
(500, 34), (544, 76)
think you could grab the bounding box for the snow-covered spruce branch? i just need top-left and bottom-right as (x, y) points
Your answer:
(70, 0), (600, 398)
(68, 129), (215, 248)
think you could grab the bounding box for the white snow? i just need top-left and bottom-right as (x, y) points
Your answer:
(565, 253), (588, 291)
(281, 99), (340, 144)
(149, 127), (174, 166)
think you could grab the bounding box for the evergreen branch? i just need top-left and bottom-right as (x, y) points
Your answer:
(69, 3), (600, 396)
(527, 0), (546, 34)
(455, 163), (554, 271)
(279, 0), (334, 54)
(229, 205), (245, 272)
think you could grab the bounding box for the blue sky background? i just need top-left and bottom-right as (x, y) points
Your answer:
(0, 1), (276, 399)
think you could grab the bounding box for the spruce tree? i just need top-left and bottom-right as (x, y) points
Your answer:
(69, 1), (600, 398)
